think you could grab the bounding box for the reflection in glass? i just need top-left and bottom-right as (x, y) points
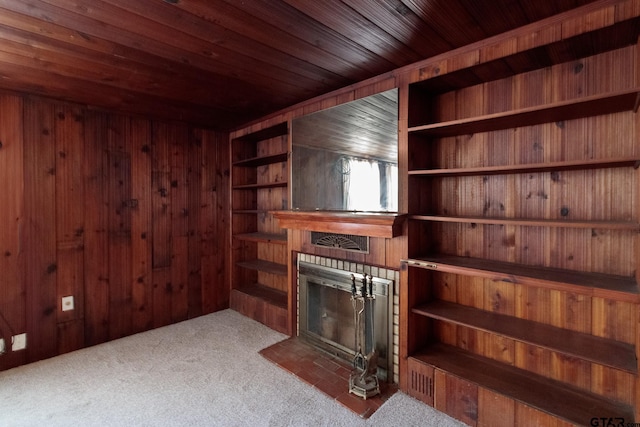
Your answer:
(292, 89), (398, 212)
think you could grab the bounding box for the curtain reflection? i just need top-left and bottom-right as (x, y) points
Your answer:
(343, 157), (398, 211)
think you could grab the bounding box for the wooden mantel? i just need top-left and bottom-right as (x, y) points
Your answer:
(272, 210), (406, 238)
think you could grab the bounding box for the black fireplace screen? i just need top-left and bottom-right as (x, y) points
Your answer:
(298, 260), (393, 381)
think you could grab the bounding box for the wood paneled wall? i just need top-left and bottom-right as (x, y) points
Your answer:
(0, 93), (229, 371)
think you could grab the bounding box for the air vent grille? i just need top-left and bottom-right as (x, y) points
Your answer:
(407, 359), (434, 405)
(310, 232), (369, 253)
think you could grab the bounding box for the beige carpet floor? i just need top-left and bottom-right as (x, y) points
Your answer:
(0, 309), (464, 426)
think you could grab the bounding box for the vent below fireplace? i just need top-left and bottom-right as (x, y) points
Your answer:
(311, 232), (369, 253)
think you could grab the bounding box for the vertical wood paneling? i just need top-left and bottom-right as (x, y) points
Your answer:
(57, 319), (84, 355)
(0, 95), (25, 360)
(169, 124), (190, 320)
(22, 98), (56, 365)
(56, 243), (84, 325)
(187, 131), (203, 319)
(151, 122), (173, 326)
(478, 388), (514, 427)
(83, 111), (110, 345)
(151, 122), (172, 269)
(55, 106), (85, 243)
(55, 105), (85, 334)
(0, 93), (228, 371)
(200, 129), (230, 313)
(152, 267), (172, 328)
(107, 117), (133, 340)
(171, 236), (189, 322)
(130, 118), (153, 333)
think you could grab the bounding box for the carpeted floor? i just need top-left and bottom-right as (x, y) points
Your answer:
(0, 309), (464, 426)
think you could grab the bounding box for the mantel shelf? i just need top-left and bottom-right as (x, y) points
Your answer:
(272, 210), (406, 238)
(234, 232), (287, 245)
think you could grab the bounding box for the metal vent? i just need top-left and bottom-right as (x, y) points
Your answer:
(407, 360), (434, 405)
(310, 232), (369, 253)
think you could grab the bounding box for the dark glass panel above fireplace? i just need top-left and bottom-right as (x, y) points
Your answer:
(291, 89), (398, 212)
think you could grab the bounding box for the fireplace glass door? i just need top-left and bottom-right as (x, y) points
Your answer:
(298, 261), (393, 380)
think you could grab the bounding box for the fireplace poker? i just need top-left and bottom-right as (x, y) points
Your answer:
(349, 273), (380, 399)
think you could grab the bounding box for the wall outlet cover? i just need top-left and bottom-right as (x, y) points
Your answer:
(0, 338), (4, 353)
(12, 333), (26, 351)
(62, 295), (74, 312)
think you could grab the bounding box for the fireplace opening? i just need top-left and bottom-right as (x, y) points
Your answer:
(298, 260), (394, 381)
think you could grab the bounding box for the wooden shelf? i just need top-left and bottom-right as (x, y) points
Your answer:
(236, 259), (287, 276)
(410, 215), (640, 231)
(234, 232), (287, 244)
(410, 343), (634, 426)
(231, 121), (291, 335)
(408, 89), (640, 137)
(404, 254), (639, 302)
(409, 157), (640, 177)
(233, 283), (287, 309)
(232, 209), (285, 215)
(232, 181), (288, 190)
(232, 152), (288, 167)
(233, 122), (288, 143)
(230, 285), (288, 334)
(232, 209), (260, 214)
(412, 300), (637, 373)
(273, 210), (406, 238)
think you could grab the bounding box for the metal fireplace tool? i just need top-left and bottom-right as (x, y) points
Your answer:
(349, 273), (380, 399)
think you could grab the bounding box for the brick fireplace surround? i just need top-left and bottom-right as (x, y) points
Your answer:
(260, 254), (400, 418)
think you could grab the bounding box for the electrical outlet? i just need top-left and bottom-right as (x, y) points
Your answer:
(62, 295), (74, 312)
(0, 338), (4, 354)
(12, 333), (26, 351)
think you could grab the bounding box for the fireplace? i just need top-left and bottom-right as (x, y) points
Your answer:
(298, 257), (395, 382)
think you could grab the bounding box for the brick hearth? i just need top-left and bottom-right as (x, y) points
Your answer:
(260, 337), (397, 418)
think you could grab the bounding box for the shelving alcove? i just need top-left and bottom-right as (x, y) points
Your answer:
(401, 45), (640, 426)
(230, 122), (290, 334)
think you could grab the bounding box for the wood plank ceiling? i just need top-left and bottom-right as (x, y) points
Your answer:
(0, 0), (614, 129)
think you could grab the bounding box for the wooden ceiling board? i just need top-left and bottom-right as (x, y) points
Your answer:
(282, 0), (427, 67)
(209, 0), (394, 76)
(0, 0), (617, 129)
